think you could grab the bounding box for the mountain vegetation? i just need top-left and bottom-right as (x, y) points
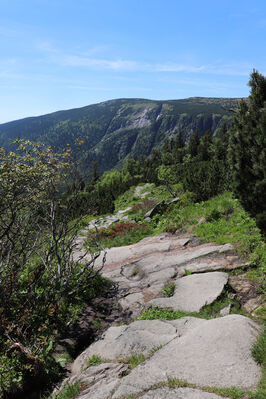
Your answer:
(0, 72), (265, 398)
(0, 97), (240, 174)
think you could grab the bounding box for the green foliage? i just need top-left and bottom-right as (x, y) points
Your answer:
(0, 140), (110, 396)
(124, 353), (146, 369)
(0, 98), (237, 177)
(189, 130), (200, 158)
(251, 329), (266, 399)
(54, 353), (73, 368)
(252, 329), (266, 366)
(182, 160), (231, 201)
(92, 319), (105, 329)
(86, 221), (156, 250)
(52, 383), (80, 399)
(87, 355), (102, 367)
(161, 284), (175, 297)
(166, 378), (245, 399)
(137, 291), (244, 321)
(136, 307), (199, 321)
(198, 130), (213, 161)
(228, 70), (266, 232)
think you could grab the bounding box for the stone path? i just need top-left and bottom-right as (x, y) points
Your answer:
(55, 212), (263, 398)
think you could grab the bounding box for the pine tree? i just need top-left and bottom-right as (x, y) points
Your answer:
(198, 130), (213, 161)
(189, 130), (200, 158)
(228, 70), (266, 231)
(176, 131), (185, 148)
(215, 122), (229, 161)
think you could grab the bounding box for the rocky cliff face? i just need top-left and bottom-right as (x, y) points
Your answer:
(0, 97), (240, 173)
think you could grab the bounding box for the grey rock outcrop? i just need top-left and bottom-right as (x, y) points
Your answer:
(113, 315), (261, 398)
(64, 315), (261, 399)
(72, 319), (180, 374)
(147, 272), (228, 312)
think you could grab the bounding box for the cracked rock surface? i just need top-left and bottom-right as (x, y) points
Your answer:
(56, 231), (263, 399)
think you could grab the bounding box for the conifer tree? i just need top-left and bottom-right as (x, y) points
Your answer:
(176, 131), (185, 148)
(189, 130), (200, 158)
(215, 122), (229, 161)
(228, 70), (266, 231)
(198, 130), (213, 161)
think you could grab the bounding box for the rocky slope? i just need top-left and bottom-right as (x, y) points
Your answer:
(53, 190), (264, 399)
(0, 97), (240, 173)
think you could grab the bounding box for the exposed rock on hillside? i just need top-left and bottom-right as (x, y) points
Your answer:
(52, 224), (265, 399)
(63, 315), (261, 399)
(0, 97), (240, 173)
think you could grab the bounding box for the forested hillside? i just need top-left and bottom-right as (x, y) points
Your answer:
(0, 97), (240, 174)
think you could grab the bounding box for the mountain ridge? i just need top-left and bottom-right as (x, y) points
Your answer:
(0, 97), (242, 173)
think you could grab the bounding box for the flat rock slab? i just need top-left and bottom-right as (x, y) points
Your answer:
(72, 319), (180, 374)
(73, 234), (239, 315)
(148, 272), (228, 312)
(113, 315), (261, 398)
(141, 387), (230, 399)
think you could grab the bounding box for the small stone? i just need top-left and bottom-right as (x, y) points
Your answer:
(219, 304), (231, 316)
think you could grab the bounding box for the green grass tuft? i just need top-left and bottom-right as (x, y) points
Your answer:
(123, 353), (146, 369)
(52, 383), (80, 399)
(87, 354), (102, 367)
(161, 283), (175, 297)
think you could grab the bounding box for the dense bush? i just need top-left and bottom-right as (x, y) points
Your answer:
(229, 70), (266, 232)
(0, 141), (108, 396)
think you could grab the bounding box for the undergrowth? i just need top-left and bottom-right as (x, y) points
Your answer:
(155, 192), (265, 294)
(251, 328), (266, 399)
(86, 221), (157, 249)
(51, 383), (80, 399)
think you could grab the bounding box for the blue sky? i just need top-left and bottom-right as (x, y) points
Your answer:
(0, 0), (265, 123)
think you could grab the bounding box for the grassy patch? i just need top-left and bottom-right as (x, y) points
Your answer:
(136, 307), (200, 321)
(124, 353), (146, 369)
(86, 221), (157, 249)
(87, 354), (102, 367)
(250, 328), (266, 399)
(163, 378), (245, 399)
(114, 184), (152, 212)
(52, 383), (80, 399)
(92, 319), (105, 329)
(124, 378), (246, 399)
(155, 192), (265, 294)
(252, 328), (266, 366)
(136, 290), (244, 321)
(161, 283), (175, 297)
(121, 346), (164, 371)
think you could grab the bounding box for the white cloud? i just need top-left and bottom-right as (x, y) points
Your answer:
(33, 40), (257, 77)
(63, 55), (139, 71)
(155, 64), (207, 73)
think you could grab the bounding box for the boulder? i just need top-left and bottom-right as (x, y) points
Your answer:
(147, 272), (228, 312)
